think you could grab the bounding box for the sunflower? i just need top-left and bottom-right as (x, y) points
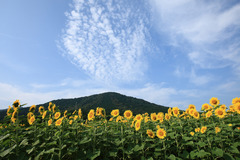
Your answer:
(54, 112), (61, 119)
(229, 105), (235, 112)
(42, 111), (47, 119)
(134, 114), (143, 121)
(27, 112), (34, 121)
(135, 120), (141, 131)
(188, 104), (196, 110)
(168, 108), (172, 116)
(13, 100), (20, 109)
(156, 128), (166, 139)
(172, 107), (180, 117)
(189, 109), (196, 117)
(232, 97), (240, 104)
(11, 110), (17, 123)
(72, 110), (77, 115)
(109, 117), (113, 121)
(165, 113), (171, 121)
(48, 102), (52, 111)
(201, 126), (207, 134)
(234, 103), (240, 114)
(38, 106), (45, 115)
(192, 110), (199, 119)
(124, 110), (133, 120)
(28, 115), (35, 125)
(205, 111), (212, 118)
(55, 117), (64, 126)
(210, 97), (220, 106)
(88, 109), (95, 121)
(190, 132), (194, 136)
(215, 108), (226, 118)
(150, 113), (157, 122)
(29, 105), (36, 112)
(201, 103), (211, 111)
(96, 107), (104, 117)
(64, 110), (68, 118)
(220, 104), (227, 110)
(48, 119), (52, 126)
(69, 120), (73, 125)
(195, 128), (200, 132)
(215, 127), (221, 134)
(78, 109), (82, 118)
(7, 106), (12, 116)
(116, 116), (123, 122)
(74, 115), (78, 120)
(52, 104), (56, 113)
(147, 130), (155, 138)
(111, 109), (119, 117)
(144, 116), (150, 123)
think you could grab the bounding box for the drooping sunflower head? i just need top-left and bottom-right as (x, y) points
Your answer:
(27, 112), (34, 120)
(111, 109), (119, 117)
(52, 104), (56, 113)
(124, 110), (133, 120)
(54, 112), (61, 119)
(48, 119), (52, 126)
(64, 110), (68, 118)
(29, 105), (36, 112)
(156, 128), (166, 139)
(38, 106), (45, 115)
(11, 110), (18, 123)
(69, 120), (73, 125)
(210, 97), (220, 106)
(96, 107), (104, 117)
(7, 106), (12, 116)
(116, 116), (123, 122)
(48, 102), (52, 111)
(146, 129), (155, 138)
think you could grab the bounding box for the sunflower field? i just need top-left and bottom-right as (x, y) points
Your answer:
(0, 97), (240, 160)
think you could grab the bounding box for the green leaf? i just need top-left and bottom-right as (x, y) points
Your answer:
(89, 150), (100, 160)
(197, 150), (210, 158)
(0, 144), (16, 157)
(197, 141), (207, 148)
(79, 137), (91, 145)
(168, 154), (176, 160)
(133, 144), (144, 152)
(27, 147), (35, 154)
(34, 149), (45, 160)
(19, 139), (28, 147)
(0, 134), (10, 142)
(33, 140), (40, 146)
(180, 150), (189, 159)
(212, 148), (223, 157)
(229, 146), (240, 154)
(44, 148), (55, 154)
(223, 153), (235, 160)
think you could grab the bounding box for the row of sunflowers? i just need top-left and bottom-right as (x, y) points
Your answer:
(0, 97), (240, 159)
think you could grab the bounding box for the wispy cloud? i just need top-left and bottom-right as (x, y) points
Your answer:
(61, 0), (150, 83)
(150, 0), (240, 77)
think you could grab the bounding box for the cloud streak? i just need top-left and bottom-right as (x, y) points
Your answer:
(61, 0), (150, 83)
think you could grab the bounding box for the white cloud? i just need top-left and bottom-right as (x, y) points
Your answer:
(150, 0), (240, 77)
(61, 0), (150, 83)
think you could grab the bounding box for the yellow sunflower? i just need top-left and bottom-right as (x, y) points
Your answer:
(11, 110), (17, 123)
(116, 116), (123, 122)
(27, 112), (34, 121)
(28, 115), (35, 125)
(69, 120), (73, 125)
(195, 128), (200, 132)
(7, 106), (12, 116)
(111, 109), (119, 117)
(78, 109), (82, 118)
(29, 105), (36, 112)
(201, 103), (212, 111)
(232, 97), (240, 105)
(54, 112), (61, 119)
(165, 113), (171, 121)
(215, 108), (226, 118)
(96, 107), (104, 117)
(64, 110), (68, 118)
(124, 110), (133, 120)
(190, 132), (194, 136)
(215, 127), (221, 134)
(172, 107), (180, 117)
(88, 109), (95, 121)
(38, 106), (45, 115)
(48, 102), (52, 111)
(201, 126), (207, 134)
(168, 108), (172, 116)
(205, 111), (212, 118)
(150, 113), (157, 122)
(193, 110), (200, 119)
(135, 120), (141, 131)
(234, 103), (240, 114)
(134, 114), (143, 121)
(55, 117), (64, 126)
(146, 129), (155, 138)
(210, 97), (220, 106)
(48, 119), (52, 126)
(144, 116), (150, 123)
(188, 104), (196, 110)
(42, 111), (47, 119)
(52, 104), (56, 113)
(156, 128), (166, 139)
(220, 104), (227, 110)
(12, 100), (20, 109)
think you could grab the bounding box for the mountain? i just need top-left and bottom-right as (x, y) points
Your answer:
(0, 92), (169, 120)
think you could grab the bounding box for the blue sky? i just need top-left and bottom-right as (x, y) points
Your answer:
(0, 0), (240, 111)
